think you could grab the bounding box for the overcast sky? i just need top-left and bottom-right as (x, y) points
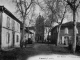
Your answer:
(0, 0), (16, 13)
(0, 0), (41, 16)
(0, 0), (41, 26)
(0, 0), (80, 25)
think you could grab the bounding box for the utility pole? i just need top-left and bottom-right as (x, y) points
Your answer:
(67, 0), (80, 53)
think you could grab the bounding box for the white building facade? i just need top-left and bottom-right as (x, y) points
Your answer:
(0, 6), (21, 50)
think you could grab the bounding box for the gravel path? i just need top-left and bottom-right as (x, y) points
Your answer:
(1, 43), (80, 60)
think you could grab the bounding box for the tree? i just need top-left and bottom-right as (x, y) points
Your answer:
(13, 0), (34, 48)
(36, 0), (67, 45)
(67, 0), (80, 53)
(56, 0), (67, 46)
(35, 14), (44, 42)
(26, 4), (36, 38)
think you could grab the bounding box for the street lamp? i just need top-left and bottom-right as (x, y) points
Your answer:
(67, 0), (80, 53)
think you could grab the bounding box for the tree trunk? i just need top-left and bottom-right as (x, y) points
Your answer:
(72, 9), (76, 53)
(57, 25), (61, 46)
(20, 17), (26, 48)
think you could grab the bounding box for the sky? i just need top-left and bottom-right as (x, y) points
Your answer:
(1, 0), (80, 27)
(0, 0), (70, 27)
(0, 0), (16, 14)
(34, 5), (41, 14)
(0, 0), (41, 26)
(0, 0), (41, 17)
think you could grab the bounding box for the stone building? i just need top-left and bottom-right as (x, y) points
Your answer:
(51, 21), (80, 46)
(0, 6), (21, 50)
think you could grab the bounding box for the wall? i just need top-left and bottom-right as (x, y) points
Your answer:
(2, 28), (12, 48)
(1, 12), (20, 49)
(51, 24), (80, 45)
(59, 26), (80, 45)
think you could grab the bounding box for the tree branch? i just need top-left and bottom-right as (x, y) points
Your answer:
(76, 1), (80, 10)
(25, 0), (33, 13)
(67, 0), (73, 10)
(59, 5), (67, 25)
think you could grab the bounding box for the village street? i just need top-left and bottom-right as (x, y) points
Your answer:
(1, 43), (80, 60)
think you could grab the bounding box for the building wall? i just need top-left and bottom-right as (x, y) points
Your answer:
(77, 26), (80, 35)
(59, 27), (80, 45)
(1, 12), (20, 49)
(14, 32), (20, 47)
(2, 28), (12, 48)
(59, 28), (73, 45)
(24, 30), (35, 43)
(51, 22), (80, 45)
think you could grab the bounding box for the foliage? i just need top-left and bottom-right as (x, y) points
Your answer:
(13, 0), (34, 19)
(12, 0), (35, 47)
(35, 14), (44, 41)
(36, 0), (67, 25)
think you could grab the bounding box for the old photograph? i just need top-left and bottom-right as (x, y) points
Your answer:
(0, 0), (80, 60)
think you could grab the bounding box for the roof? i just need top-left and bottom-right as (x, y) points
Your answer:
(51, 21), (80, 31)
(20, 26), (34, 34)
(61, 22), (80, 27)
(26, 26), (35, 31)
(25, 29), (33, 34)
(0, 6), (22, 24)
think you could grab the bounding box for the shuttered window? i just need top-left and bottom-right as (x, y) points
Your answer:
(76, 27), (78, 34)
(6, 16), (10, 28)
(64, 28), (69, 34)
(6, 32), (10, 44)
(12, 20), (15, 30)
(16, 35), (19, 42)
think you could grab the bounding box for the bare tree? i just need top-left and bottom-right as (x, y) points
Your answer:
(27, 6), (36, 38)
(36, 0), (67, 45)
(67, 0), (80, 53)
(35, 0), (57, 44)
(13, 0), (34, 48)
(55, 0), (68, 45)
(57, 4), (67, 46)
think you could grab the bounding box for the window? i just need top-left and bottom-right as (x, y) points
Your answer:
(6, 32), (10, 44)
(69, 36), (72, 40)
(64, 36), (69, 45)
(77, 36), (80, 41)
(17, 23), (19, 31)
(16, 35), (19, 42)
(64, 28), (69, 34)
(6, 16), (10, 28)
(12, 20), (15, 30)
(76, 27), (78, 34)
(61, 36), (64, 44)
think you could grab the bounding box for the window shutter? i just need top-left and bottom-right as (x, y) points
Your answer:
(76, 27), (78, 34)
(64, 28), (68, 34)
